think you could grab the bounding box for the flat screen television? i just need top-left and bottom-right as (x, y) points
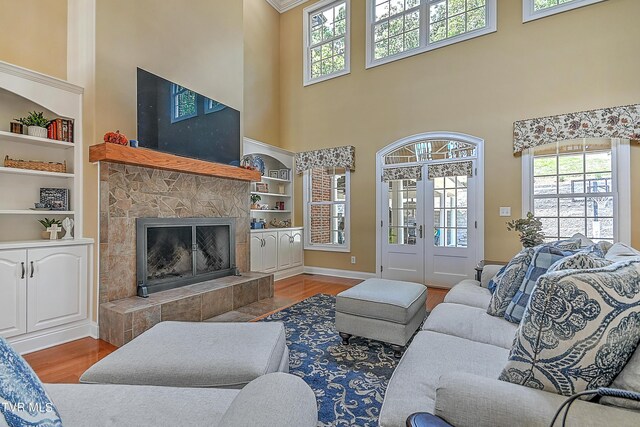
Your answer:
(137, 68), (240, 165)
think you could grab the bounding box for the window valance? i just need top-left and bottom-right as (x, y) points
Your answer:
(295, 145), (355, 174)
(427, 161), (473, 179)
(382, 165), (422, 182)
(513, 104), (640, 154)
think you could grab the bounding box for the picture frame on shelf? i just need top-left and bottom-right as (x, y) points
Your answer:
(40, 188), (69, 211)
(269, 170), (279, 179)
(256, 182), (269, 193)
(279, 169), (290, 181)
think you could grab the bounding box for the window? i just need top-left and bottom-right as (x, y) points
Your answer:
(523, 139), (630, 243)
(366, 0), (497, 68)
(304, 167), (350, 251)
(171, 84), (197, 123)
(523, 0), (606, 22)
(303, 0), (350, 86)
(204, 98), (226, 114)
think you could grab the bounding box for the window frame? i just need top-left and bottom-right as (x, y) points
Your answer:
(170, 84), (197, 123)
(365, 0), (497, 69)
(522, 0), (606, 23)
(303, 0), (351, 87)
(521, 138), (631, 244)
(303, 167), (351, 252)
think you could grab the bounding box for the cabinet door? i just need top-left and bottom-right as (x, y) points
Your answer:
(291, 230), (304, 267)
(250, 234), (264, 272)
(0, 250), (27, 338)
(277, 232), (292, 270)
(27, 246), (88, 332)
(262, 232), (279, 273)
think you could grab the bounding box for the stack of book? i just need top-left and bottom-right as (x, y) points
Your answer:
(47, 118), (74, 143)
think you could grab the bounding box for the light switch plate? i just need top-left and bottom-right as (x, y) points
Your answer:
(499, 207), (511, 217)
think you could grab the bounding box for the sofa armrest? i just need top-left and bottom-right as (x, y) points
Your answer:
(480, 264), (504, 288)
(219, 372), (317, 427)
(434, 373), (640, 427)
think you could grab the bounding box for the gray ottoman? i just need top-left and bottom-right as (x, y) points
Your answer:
(335, 278), (427, 357)
(81, 321), (289, 388)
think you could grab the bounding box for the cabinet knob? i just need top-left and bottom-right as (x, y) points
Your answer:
(21, 262), (25, 279)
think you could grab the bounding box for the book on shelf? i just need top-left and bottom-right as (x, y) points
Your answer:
(46, 118), (74, 143)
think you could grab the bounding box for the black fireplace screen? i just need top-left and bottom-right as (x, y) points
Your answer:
(137, 218), (235, 294)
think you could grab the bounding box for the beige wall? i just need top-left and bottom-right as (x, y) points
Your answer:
(279, 0), (640, 274)
(244, 0), (281, 146)
(0, 0), (67, 79)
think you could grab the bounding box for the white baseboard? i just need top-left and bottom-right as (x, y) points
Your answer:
(303, 266), (377, 281)
(8, 321), (94, 355)
(274, 265), (305, 281)
(89, 321), (99, 339)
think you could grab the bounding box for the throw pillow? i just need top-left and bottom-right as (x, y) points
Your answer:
(487, 265), (507, 294)
(0, 337), (62, 427)
(503, 243), (579, 323)
(547, 252), (613, 273)
(602, 343), (640, 410)
(487, 248), (535, 317)
(605, 242), (640, 263)
(570, 232), (594, 248)
(499, 261), (640, 397)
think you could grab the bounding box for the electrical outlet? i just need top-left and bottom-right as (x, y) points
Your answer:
(351, 256), (356, 264)
(499, 207), (511, 217)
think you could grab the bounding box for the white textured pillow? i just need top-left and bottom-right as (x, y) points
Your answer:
(605, 243), (640, 263)
(571, 233), (594, 248)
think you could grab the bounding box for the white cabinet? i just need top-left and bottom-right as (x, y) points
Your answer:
(0, 244), (89, 342)
(277, 230), (303, 270)
(250, 231), (278, 273)
(0, 250), (27, 338)
(27, 246), (87, 332)
(251, 228), (303, 278)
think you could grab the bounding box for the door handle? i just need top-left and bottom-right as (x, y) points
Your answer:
(419, 225), (423, 239)
(30, 261), (34, 278)
(261, 238), (265, 247)
(20, 262), (25, 279)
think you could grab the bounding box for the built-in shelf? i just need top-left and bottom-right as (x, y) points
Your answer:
(0, 210), (75, 215)
(0, 237), (93, 251)
(261, 176), (290, 183)
(0, 130), (75, 149)
(250, 192), (291, 198)
(0, 166), (74, 178)
(89, 143), (261, 182)
(251, 209), (292, 213)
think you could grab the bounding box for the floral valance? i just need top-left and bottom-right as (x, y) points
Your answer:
(427, 161), (473, 179)
(513, 104), (640, 154)
(294, 145), (355, 174)
(382, 166), (422, 182)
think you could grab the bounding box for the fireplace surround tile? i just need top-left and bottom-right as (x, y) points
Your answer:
(161, 295), (202, 322)
(233, 281), (259, 308)
(201, 287), (234, 320)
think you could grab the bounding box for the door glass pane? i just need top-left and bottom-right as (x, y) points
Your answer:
(433, 174), (469, 248)
(388, 179), (417, 245)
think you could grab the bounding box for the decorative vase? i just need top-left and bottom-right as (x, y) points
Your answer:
(28, 126), (47, 138)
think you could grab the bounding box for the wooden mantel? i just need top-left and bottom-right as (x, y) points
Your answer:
(89, 143), (261, 182)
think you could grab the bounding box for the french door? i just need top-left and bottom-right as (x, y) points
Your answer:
(381, 163), (477, 286)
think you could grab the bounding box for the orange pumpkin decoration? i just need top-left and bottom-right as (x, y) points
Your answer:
(103, 130), (129, 145)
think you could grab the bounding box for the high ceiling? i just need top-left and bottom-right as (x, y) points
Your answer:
(266, 0), (310, 13)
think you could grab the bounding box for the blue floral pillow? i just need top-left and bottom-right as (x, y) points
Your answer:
(487, 248), (535, 317)
(487, 265), (507, 294)
(0, 337), (62, 427)
(503, 243), (578, 323)
(499, 261), (640, 396)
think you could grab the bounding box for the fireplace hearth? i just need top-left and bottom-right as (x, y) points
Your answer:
(136, 218), (235, 296)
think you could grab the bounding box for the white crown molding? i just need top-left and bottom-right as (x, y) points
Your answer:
(266, 0), (310, 13)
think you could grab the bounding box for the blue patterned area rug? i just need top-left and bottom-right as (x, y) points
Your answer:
(261, 293), (421, 427)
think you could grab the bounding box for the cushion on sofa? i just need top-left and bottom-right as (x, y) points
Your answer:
(422, 303), (518, 349)
(443, 280), (492, 309)
(486, 265), (507, 294)
(503, 244), (576, 323)
(499, 261), (640, 396)
(487, 247), (535, 317)
(379, 331), (509, 427)
(570, 232), (594, 248)
(335, 279), (427, 324)
(606, 243), (640, 263)
(0, 337), (62, 427)
(547, 252), (612, 273)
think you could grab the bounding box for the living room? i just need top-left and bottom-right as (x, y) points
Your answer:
(0, 0), (639, 426)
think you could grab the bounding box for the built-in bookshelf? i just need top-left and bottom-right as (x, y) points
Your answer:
(0, 60), (84, 243)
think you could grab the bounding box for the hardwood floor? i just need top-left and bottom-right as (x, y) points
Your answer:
(26, 274), (448, 384)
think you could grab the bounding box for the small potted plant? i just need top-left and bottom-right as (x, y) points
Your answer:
(506, 212), (545, 248)
(250, 194), (261, 210)
(15, 111), (52, 138)
(38, 218), (63, 240)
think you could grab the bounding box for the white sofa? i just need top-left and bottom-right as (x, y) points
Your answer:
(379, 267), (640, 427)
